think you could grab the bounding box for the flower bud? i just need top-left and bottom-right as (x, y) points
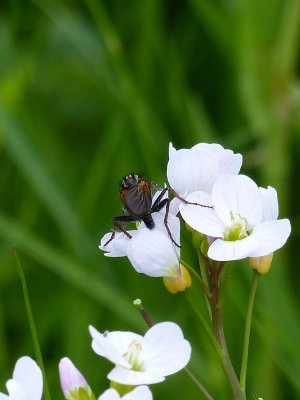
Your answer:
(249, 253), (273, 274)
(163, 264), (192, 293)
(59, 357), (95, 400)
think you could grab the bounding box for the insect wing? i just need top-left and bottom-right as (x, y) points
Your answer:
(121, 180), (152, 216)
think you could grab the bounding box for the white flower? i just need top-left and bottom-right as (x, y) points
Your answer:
(100, 211), (191, 292)
(126, 213), (191, 292)
(179, 174), (291, 261)
(89, 321), (191, 385)
(0, 356), (43, 400)
(126, 213), (179, 275)
(98, 386), (152, 400)
(59, 357), (92, 399)
(167, 142), (242, 196)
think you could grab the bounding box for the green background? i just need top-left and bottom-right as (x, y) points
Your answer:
(0, 1), (299, 399)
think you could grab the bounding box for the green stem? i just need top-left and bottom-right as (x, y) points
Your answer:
(210, 266), (246, 400)
(240, 270), (260, 394)
(185, 293), (226, 368)
(198, 250), (212, 320)
(211, 304), (246, 400)
(218, 261), (234, 310)
(180, 259), (211, 299)
(184, 367), (215, 400)
(12, 249), (52, 400)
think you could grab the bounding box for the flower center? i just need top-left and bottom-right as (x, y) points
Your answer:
(123, 340), (145, 371)
(223, 211), (249, 241)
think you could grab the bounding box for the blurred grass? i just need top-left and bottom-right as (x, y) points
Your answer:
(0, 0), (300, 399)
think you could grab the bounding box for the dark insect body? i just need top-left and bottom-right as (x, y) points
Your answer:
(104, 173), (210, 248)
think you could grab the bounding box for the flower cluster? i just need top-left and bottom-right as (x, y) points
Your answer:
(3, 142), (290, 400)
(1, 322), (191, 400)
(100, 142), (291, 282)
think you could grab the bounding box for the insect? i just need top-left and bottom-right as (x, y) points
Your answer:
(104, 173), (210, 248)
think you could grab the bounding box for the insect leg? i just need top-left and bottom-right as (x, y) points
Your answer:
(104, 215), (137, 246)
(164, 200), (181, 248)
(151, 187), (169, 212)
(168, 188), (213, 208)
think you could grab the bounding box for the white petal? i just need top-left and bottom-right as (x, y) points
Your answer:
(215, 149), (243, 175)
(168, 142), (177, 158)
(259, 186), (279, 221)
(143, 322), (191, 376)
(127, 228), (180, 277)
(212, 175), (263, 227)
(150, 213), (181, 245)
(137, 212), (180, 246)
(208, 236), (260, 261)
(179, 191), (224, 237)
(10, 356), (43, 400)
(0, 395), (8, 399)
(122, 386), (152, 400)
(247, 219), (291, 257)
(192, 143), (225, 153)
(169, 197), (180, 216)
(89, 326), (142, 369)
(192, 143), (242, 175)
(98, 388), (120, 400)
(107, 366), (164, 385)
(98, 387), (152, 400)
(167, 147), (219, 195)
(99, 231), (136, 257)
(5, 380), (21, 400)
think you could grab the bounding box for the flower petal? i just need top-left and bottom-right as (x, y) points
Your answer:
(127, 227), (180, 277)
(107, 367), (164, 385)
(11, 356), (43, 400)
(179, 191), (224, 237)
(122, 386), (152, 400)
(98, 388), (121, 400)
(259, 186), (279, 221)
(192, 143), (225, 153)
(99, 231), (137, 257)
(167, 145), (219, 195)
(143, 322), (191, 376)
(247, 219), (291, 257)
(89, 326), (142, 369)
(215, 149), (243, 175)
(212, 174), (263, 227)
(98, 387), (152, 400)
(208, 236), (260, 261)
(191, 143), (242, 174)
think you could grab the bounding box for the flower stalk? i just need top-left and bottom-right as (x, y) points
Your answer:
(240, 270), (260, 394)
(205, 260), (246, 400)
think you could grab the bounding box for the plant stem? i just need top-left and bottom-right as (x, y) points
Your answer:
(180, 258), (211, 299)
(184, 367), (215, 400)
(218, 261), (234, 310)
(198, 251), (212, 319)
(240, 270), (260, 394)
(185, 293), (226, 368)
(210, 265), (246, 400)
